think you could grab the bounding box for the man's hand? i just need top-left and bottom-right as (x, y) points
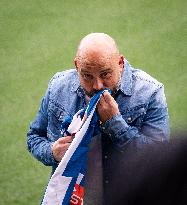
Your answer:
(97, 90), (120, 123)
(52, 136), (73, 162)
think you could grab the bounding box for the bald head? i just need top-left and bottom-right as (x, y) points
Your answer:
(76, 33), (119, 62)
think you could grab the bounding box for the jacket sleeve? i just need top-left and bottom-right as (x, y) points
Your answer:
(27, 83), (58, 166)
(100, 86), (170, 149)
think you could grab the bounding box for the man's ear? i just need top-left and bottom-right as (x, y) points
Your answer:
(119, 55), (124, 71)
(74, 58), (78, 71)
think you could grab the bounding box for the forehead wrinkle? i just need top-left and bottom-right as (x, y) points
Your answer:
(77, 49), (119, 72)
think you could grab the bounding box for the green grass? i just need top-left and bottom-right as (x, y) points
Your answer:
(0, 0), (186, 204)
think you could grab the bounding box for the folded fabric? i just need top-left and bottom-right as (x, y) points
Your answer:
(42, 89), (108, 205)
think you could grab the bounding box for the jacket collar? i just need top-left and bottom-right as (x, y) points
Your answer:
(119, 59), (133, 96)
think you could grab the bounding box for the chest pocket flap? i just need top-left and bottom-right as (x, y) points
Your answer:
(49, 101), (71, 122)
(122, 106), (146, 125)
(47, 102), (71, 139)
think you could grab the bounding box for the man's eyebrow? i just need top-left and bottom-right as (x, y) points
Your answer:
(100, 68), (112, 73)
(80, 69), (91, 73)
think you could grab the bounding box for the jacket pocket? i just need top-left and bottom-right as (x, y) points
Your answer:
(48, 101), (71, 137)
(122, 105), (146, 128)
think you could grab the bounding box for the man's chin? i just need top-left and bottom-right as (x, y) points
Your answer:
(85, 91), (96, 98)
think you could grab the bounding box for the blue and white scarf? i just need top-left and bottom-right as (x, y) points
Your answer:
(42, 90), (108, 205)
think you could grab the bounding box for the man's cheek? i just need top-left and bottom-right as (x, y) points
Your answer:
(83, 84), (92, 92)
(80, 80), (90, 89)
(80, 82), (93, 95)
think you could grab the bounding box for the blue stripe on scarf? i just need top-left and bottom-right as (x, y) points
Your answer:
(61, 177), (77, 205)
(61, 107), (97, 204)
(60, 89), (111, 204)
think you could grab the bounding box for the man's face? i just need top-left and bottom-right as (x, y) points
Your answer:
(75, 54), (124, 97)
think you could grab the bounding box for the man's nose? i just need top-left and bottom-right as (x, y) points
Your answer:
(93, 78), (104, 90)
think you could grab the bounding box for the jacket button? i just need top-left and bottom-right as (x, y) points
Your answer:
(104, 155), (108, 159)
(127, 117), (132, 122)
(105, 180), (109, 184)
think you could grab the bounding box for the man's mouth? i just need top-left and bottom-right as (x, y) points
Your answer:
(85, 88), (114, 98)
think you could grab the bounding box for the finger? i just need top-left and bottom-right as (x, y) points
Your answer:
(102, 91), (114, 104)
(57, 142), (71, 152)
(96, 101), (102, 112)
(99, 95), (106, 105)
(62, 136), (73, 143)
(97, 98), (105, 112)
(62, 143), (71, 149)
(58, 136), (73, 144)
(55, 143), (71, 161)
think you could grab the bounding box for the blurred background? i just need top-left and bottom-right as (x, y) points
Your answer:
(0, 0), (186, 204)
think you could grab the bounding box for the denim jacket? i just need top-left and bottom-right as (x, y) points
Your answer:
(27, 60), (170, 167)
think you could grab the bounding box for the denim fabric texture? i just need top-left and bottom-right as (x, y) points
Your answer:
(27, 60), (170, 168)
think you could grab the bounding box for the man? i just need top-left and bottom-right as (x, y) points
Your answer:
(27, 33), (170, 204)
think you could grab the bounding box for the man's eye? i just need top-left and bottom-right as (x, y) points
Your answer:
(100, 72), (112, 79)
(82, 74), (93, 80)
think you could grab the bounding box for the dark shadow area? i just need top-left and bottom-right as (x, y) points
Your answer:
(104, 135), (187, 205)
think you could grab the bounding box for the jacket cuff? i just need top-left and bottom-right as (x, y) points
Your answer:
(41, 142), (59, 166)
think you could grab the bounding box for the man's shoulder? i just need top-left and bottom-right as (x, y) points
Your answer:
(50, 69), (77, 84)
(46, 69), (79, 107)
(132, 68), (163, 89)
(49, 68), (79, 89)
(123, 60), (164, 98)
(124, 64), (165, 105)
